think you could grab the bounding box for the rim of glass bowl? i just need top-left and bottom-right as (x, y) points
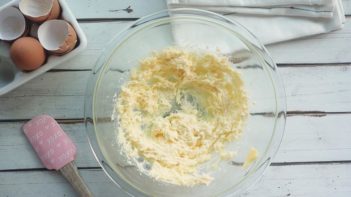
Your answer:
(84, 8), (287, 197)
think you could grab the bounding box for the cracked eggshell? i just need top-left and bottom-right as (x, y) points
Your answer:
(19, 0), (59, 23)
(0, 7), (27, 41)
(38, 19), (77, 55)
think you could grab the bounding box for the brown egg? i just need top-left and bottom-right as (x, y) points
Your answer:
(10, 37), (46, 71)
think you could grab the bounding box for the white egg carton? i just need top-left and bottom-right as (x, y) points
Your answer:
(0, 0), (87, 95)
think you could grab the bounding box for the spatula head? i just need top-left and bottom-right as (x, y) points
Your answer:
(23, 115), (77, 170)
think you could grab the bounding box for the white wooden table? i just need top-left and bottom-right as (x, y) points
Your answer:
(1, 0), (351, 196)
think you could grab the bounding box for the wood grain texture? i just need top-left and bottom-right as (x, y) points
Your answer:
(59, 162), (93, 197)
(282, 65), (351, 112)
(243, 163), (351, 197)
(276, 114), (351, 162)
(70, 0), (166, 19)
(0, 122), (98, 170)
(1, 6), (351, 67)
(0, 71), (89, 120)
(57, 17), (351, 70)
(0, 0), (166, 19)
(2, 0), (350, 18)
(0, 169), (129, 197)
(1, 0), (351, 196)
(1, 114), (350, 170)
(1, 65), (351, 120)
(267, 17), (351, 64)
(2, 6), (351, 69)
(0, 164), (350, 197)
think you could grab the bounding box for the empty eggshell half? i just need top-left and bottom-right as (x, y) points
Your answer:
(38, 20), (77, 55)
(0, 7), (26, 41)
(19, 0), (59, 23)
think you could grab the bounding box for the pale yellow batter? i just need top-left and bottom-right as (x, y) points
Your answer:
(114, 48), (248, 186)
(243, 147), (258, 169)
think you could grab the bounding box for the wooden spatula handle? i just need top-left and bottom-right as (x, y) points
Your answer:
(60, 161), (93, 197)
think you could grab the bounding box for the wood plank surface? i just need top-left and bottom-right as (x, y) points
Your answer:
(282, 65), (351, 112)
(0, 72), (89, 120)
(0, 169), (128, 197)
(0, 0), (166, 19)
(0, 122), (98, 170)
(1, 163), (350, 197)
(276, 114), (351, 163)
(267, 17), (351, 64)
(1, 113), (350, 170)
(52, 17), (351, 69)
(1, 0), (351, 196)
(1, 65), (350, 120)
(243, 163), (351, 197)
(2, 0), (350, 18)
(1, 3), (351, 66)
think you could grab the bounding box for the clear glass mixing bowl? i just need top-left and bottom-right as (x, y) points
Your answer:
(85, 8), (286, 197)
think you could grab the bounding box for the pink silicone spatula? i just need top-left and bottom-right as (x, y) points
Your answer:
(23, 115), (93, 197)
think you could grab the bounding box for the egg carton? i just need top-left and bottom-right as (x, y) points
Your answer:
(0, 0), (87, 95)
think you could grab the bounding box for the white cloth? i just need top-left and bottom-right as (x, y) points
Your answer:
(168, 0), (331, 6)
(167, 0), (345, 44)
(169, 0), (335, 18)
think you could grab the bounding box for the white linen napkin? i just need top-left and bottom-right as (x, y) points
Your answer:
(167, 0), (345, 44)
(168, 0), (331, 6)
(168, 0), (335, 18)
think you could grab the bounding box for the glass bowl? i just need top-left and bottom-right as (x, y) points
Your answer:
(85, 8), (286, 197)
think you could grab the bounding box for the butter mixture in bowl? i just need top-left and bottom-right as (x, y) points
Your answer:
(86, 8), (286, 197)
(113, 48), (248, 186)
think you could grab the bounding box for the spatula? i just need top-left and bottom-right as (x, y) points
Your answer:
(23, 115), (93, 197)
